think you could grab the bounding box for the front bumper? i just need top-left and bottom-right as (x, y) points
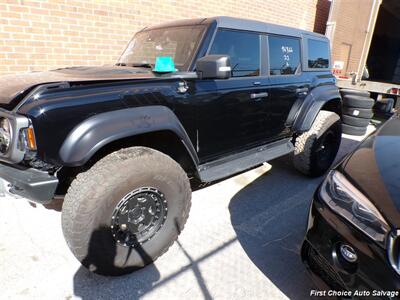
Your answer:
(0, 163), (58, 204)
(302, 188), (400, 298)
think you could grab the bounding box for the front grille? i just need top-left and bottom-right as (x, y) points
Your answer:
(305, 242), (346, 291)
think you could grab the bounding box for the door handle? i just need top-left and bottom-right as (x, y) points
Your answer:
(250, 92), (268, 100)
(296, 87), (309, 96)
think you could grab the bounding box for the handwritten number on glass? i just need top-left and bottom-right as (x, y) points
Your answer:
(281, 46), (293, 53)
(281, 45), (292, 62)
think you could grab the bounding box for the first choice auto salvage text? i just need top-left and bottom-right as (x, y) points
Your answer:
(310, 289), (399, 298)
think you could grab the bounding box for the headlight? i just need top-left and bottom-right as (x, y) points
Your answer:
(0, 117), (12, 154)
(320, 170), (389, 245)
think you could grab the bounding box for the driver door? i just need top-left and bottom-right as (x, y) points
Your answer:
(194, 29), (270, 162)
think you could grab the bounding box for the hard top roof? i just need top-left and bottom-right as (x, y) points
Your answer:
(142, 16), (327, 40)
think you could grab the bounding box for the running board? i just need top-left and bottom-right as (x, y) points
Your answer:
(197, 138), (294, 182)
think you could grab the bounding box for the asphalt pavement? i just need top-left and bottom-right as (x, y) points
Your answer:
(0, 127), (374, 300)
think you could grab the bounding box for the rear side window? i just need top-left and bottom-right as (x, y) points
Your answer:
(209, 29), (260, 77)
(268, 36), (301, 75)
(307, 39), (329, 69)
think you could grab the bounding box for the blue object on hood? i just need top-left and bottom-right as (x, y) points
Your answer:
(153, 56), (177, 73)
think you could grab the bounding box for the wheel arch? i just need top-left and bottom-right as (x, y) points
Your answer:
(56, 129), (198, 196)
(87, 129), (198, 174)
(59, 106), (198, 167)
(56, 106), (199, 194)
(293, 85), (342, 133)
(321, 98), (342, 116)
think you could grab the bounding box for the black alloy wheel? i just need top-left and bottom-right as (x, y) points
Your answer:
(111, 187), (168, 247)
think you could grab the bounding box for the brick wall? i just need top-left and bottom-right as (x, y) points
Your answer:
(328, 0), (375, 76)
(0, 0), (328, 76)
(313, 0), (331, 34)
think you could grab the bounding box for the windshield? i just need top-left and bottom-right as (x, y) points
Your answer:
(118, 25), (206, 71)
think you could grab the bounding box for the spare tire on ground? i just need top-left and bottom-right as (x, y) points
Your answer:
(343, 95), (374, 109)
(340, 88), (370, 98)
(342, 106), (373, 119)
(342, 124), (367, 136)
(342, 115), (370, 127)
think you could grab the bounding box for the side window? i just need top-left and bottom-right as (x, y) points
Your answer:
(268, 36), (301, 75)
(307, 39), (329, 69)
(209, 29), (260, 77)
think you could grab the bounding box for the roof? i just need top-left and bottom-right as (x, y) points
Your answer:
(142, 16), (327, 40)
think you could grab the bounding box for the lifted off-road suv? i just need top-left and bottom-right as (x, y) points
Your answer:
(0, 17), (342, 275)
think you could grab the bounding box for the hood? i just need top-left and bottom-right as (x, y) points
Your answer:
(0, 66), (156, 106)
(341, 114), (400, 228)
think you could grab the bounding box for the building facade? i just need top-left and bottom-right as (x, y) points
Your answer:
(0, 0), (330, 75)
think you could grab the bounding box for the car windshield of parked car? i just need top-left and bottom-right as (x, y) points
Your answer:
(118, 25), (205, 71)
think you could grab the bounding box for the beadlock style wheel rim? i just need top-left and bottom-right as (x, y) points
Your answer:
(111, 187), (167, 247)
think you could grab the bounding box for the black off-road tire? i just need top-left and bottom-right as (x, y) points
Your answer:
(342, 115), (370, 127)
(61, 147), (191, 276)
(343, 95), (374, 109)
(340, 88), (370, 98)
(342, 124), (367, 136)
(293, 110), (341, 177)
(342, 106), (373, 119)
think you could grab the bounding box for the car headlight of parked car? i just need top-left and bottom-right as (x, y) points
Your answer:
(0, 117), (12, 154)
(320, 170), (390, 245)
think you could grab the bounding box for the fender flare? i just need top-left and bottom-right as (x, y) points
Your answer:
(59, 106), (199, 166)
(292, 85), (341, 133)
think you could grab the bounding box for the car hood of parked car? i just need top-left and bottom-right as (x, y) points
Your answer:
(0, 65), (157, 106)
(341, 114), (400, 228)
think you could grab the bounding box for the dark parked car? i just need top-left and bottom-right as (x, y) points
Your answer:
(302, 114), (400, 298)
(0, 16), (342, 276)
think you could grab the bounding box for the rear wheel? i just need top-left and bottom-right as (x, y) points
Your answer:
(293, 111), (341, 177)
(61, 147), (192, 276)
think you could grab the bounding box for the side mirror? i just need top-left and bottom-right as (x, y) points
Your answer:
(196, 55), (231, 79)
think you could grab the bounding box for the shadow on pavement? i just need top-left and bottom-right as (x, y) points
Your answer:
(73, 263), (160, 300)
(72, 237), (237, 300)
(72, 222), (233, 299)
(72, 226), (161, 300)
(228, 136), (360, 300)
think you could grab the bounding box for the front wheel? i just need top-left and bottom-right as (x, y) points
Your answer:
(61, 147), (192, 276)
(293, 110), (341, 177)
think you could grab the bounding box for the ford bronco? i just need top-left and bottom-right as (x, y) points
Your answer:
(0, 17), (342, 275)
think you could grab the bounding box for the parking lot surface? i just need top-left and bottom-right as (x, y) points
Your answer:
(0, 128), (374, 300)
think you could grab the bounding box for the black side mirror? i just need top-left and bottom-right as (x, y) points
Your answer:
(196, 55), (231, 79)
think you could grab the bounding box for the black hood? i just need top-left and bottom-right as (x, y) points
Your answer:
(0, 66), (155, 106)
(341, 114), (400, 228)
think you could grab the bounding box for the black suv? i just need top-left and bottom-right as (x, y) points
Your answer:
(302, 114), (400, 297)
(0, 17), (341, 275)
